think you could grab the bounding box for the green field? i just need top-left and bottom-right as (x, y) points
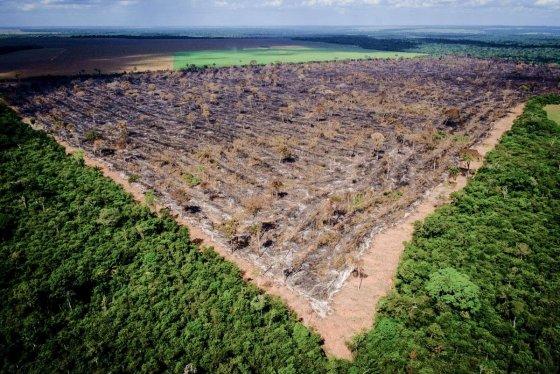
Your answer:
(545, 104), (560, 124)
(173, 46), (423, 69)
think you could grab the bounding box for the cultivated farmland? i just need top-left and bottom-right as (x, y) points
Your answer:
(173, 46), (422, 69)
(0, 35), (419, 79)
(5, 57), (559, 314)
(0, 36), (314, 78)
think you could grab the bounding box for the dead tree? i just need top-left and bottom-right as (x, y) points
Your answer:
(371, 132), (386, 160)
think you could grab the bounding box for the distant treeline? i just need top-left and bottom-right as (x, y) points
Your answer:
(70, 34), (230, 40)
(294, 36), (417, 52)
(295, 35), (560, 63)
(296, 35), (560, 50)
(419, 37), (560, 49)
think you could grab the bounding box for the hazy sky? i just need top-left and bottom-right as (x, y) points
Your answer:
(1, 0), (559, 27)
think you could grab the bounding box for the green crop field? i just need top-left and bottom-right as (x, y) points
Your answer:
(173, 46), (423, 69)
(545, 104), (560, 124)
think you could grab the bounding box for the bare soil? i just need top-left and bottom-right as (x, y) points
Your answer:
(4, 57), (558, 357)
(0, 36), (303, 78)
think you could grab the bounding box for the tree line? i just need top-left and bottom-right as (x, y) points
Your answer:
(295, 35), (560, 63)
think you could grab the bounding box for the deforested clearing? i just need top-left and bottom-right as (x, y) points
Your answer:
(5, 57), (559, 315)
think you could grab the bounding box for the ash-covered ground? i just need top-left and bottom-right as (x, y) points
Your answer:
(6, 57), (559, 312)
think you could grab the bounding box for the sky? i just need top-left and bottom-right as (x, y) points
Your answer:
(0, 0), (559, 27)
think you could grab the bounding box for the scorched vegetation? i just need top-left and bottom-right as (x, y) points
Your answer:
(4, 57), (559, 312)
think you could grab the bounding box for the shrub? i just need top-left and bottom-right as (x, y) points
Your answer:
(182, 172), (201, 187)
(127, 173), (140, 183)
(84, 129), (101, 142)
(144, 189), (156, 207)
(425, 267), (481, 313)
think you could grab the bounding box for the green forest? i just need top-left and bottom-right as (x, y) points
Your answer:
(349, 94), (560, 372)
(0, 107), (327, 372)
(296, 36), (560, 64)
(1, 94), (559, 372)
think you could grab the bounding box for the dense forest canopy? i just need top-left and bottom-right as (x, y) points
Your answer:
(350, 94), (560, 372)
